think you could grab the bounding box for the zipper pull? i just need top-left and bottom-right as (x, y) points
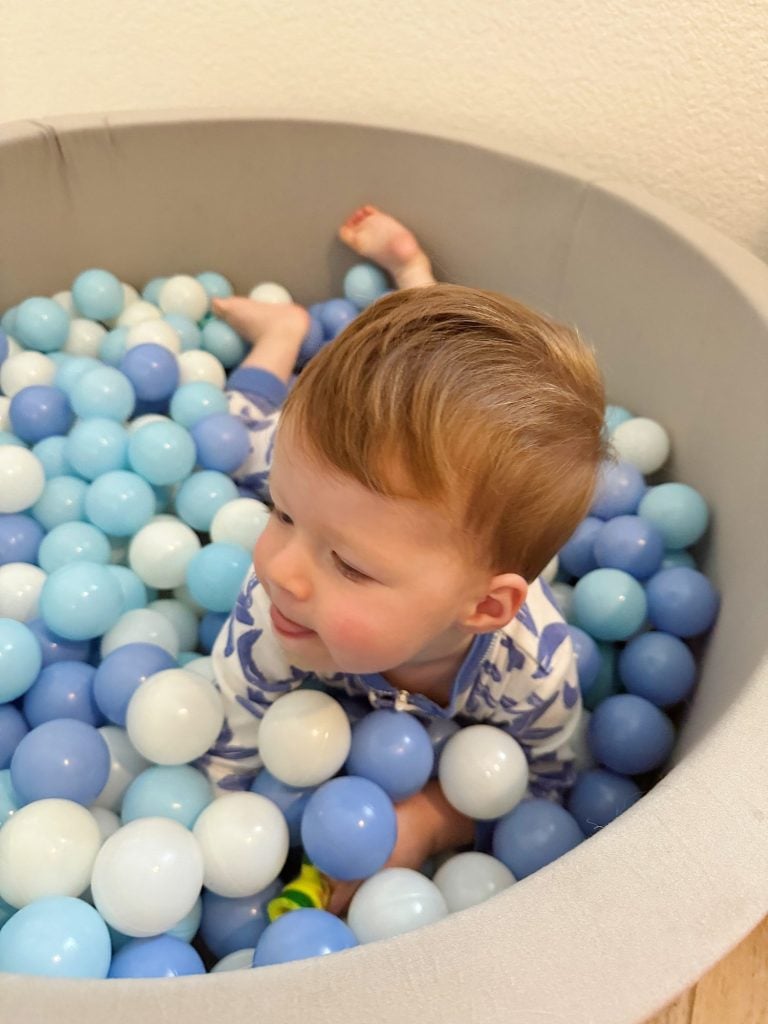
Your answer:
(394, 689), (412, 712)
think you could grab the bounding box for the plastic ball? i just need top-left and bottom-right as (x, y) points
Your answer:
(438, 724), (528, 820)
(618, 631), (697, 706)
(0, 618), (42, 701)
(300, 775), (397, 881)
(121, 764), (213, 828)
(548, 581), (574, 621)
(69, 365), (135, 421)
(92, 642), (177, 726)
(32, 434), (74, 477)
(211, 948), (257, 972)
(37, 521), (111, 573)
(0, 896), (111, 978)
(0, 798), (101, 907)
(124, 320), (182, 355)
(197, 271), (234, 300)
(169, 380), (229, 427)
(174, 470), (240, 532)
(100, 608), (180, 659)
(297, 315), (326, 365)
(148, 598), (199, 652)
(588, 693), (675, 774)
(108, 934), (204, 978)
(343, 263), (391, 309)
(22, 660), (100, 728)
(159, 275), (210, 320)
(25, 616), (91, 667)
(432, 851), (516, 912)
(253, 908), (357, 967)
(31, 475), (88, 531)
(604, 404), (633, 433)
(258, 690), (352, 787)
(567, 624), (601, 696)
(9, 385), (73, 444)
(117, 299), (162, 328)
(1, 351), (57, 396)
(90, 817), (204, 937)
(164, 313), (202, 351)
(141, 277), (167, 305)
(126, 667), (224, 765)
(89, 806), (121, 842)
(128, 517), (201, 589)
(590, 460), (646, 519)
(0, 446), (45, 513)
(583, 641), (622, 712)
(105, 565), (150, 612)
(185, 542), (251, 613)
(593, 514), (665, 580)
(91, 725), (150, 812)
(248, 769), (316, 846)
(317, 298), (358, 339)
(566, 768), (642, 835)
(0, 562), (46, 621)
(53, 354), (101, 396)
(193, 792), (289, 897)
(201, 319), (247, 368)
(190, 413), (250, 473)
(13, 297), (71, 353)
(119, 343), (180, 402)
(248, 282), (292, 304)
(39, 560), (123, 640)
(638, 483), (710, 550)
(127, 420), (196, 485)
(210, 497), (270, 551)
(0, 705), (28, 768)
(64, 318), (107, 359)
(345, 709), (433, 802)
(611, 417), (670, 475)
(645, 566), (719, 638)
(492, 799), (585, 879)
(177, 350), (227, 388)
(198, 610), (228, 653)
(572, 568), (647, 642)
(347, 868), (449, 944)
(558, 516), (601, 578)
(72, 269), (124, 321)
(84, 469), (156, 536)
(200, 882), (281, 959)
(0, 770), (21, 824)
(63, 418), (126, 480)
(11, 718), (110, 805)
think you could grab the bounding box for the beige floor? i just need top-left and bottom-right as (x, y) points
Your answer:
(646, 915), (768, 1023)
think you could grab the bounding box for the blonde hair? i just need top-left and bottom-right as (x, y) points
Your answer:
(281, 284), (607, 581)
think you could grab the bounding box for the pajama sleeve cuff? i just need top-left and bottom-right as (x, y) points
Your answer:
(226, 367), (288, 411)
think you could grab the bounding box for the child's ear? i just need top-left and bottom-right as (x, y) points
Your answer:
(461, 573), (528, 633)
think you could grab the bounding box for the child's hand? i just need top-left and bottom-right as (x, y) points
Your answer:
(327, 779), (474, 915)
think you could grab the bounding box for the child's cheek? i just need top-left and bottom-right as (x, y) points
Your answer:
(322, 605), (388, 663)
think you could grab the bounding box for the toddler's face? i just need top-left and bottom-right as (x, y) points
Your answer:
(252, 429), (486, 677)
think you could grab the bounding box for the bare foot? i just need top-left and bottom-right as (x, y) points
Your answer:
(213, 297), (309, 383)
(338, 205), (436, 289)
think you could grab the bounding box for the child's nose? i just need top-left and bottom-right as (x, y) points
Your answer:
(265, 541), (312, 602)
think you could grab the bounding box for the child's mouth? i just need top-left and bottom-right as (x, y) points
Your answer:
(269, 604), (317, 638)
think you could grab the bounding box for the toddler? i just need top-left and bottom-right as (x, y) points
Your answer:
(202, 206), (606, 910)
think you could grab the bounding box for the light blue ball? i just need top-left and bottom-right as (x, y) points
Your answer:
(0, 619), (42, 702)
(65, 417), (129, 480)
(13, 297), (71, 353)
(185, 543), (251, 612)
(196, 271), (234, 300)
(99, 326), (129, 366)
(105, 565), (150, 612)
(0, 431), (26, 447)
(175, 470), (239, 532)
(0, 705), (29, 768)
(169, 381), (229, 428)
(32, 435), (75, 478)
(121, 764), (213, 828)
(141, 277), (168, 305)
(583, 641), (621, 712)
(343, 263), (391, 310)
(201, 319), (247, 368)
(253, 909), (357, 967)
(72, 269), (124, 321)
(638, 483), (709, 550)
(1, 307), (18, 335)
(164, 313), (201, 351)
(661, 549), (697, 571)
(69, 366), (135, 422)
(84, 469), (156, 536)
(38, 521), (111, 573)
(31, 476), (88, 531)
(572, 568), (647, 642)
(39, 560), (124, 640)
(54, 355), (102, 396)
(0, 896), (111, 978)
(345, 709), (434, 802)
(588, 693), (675, 775)
(492, 799), (584, 879)
(127, 420), (196, 486)
(0, 770), (22, 825)
(603, 405), (633, 433)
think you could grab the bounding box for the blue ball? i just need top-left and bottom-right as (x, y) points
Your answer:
(190, 414), (251, 474)
(37, 521), (111, 573)
(593, 514), (664, 580)
(0, 513), (44, 565)
(200, 881), (281, 959)
(31, 475), (88, 532)
(558, 516), (602, 578)
(645, 567), (719, 638)
(638, 483), (710, 550)
(297, 315), (326, 366)
(108, 935), (205, 978)
(618, 631), (697, 707)
(84, 470), (156, 536)
(343, 263), (391, 310)
(196, 272), (234, 300)
(492, 799), (585, 879)
(10, 718), (110, 805)
(127, 420), (196, 485)
(582, 641), (621, 712)
(566, 768), (642, 835)
(121, 764), (213, 828)
(169, 381), (229, 428)
(13, 297), (71, 353)
(69, 366), (136, 422)
(32, 435), (76, 478)
(39, 560), (124, 641)
(0, 896), (111, 978)
(250, 768), (318, 846)
(300, 775), (397, 881)
(186, 543), (251, 613)
(588, 693), (675, 775)
(93, 642), (177, 726)
(10, 386), (73, 443)
(201, 319), (247, 368)
(572, 568), (647, 642)
(25, 617), (92, 667)
(317, 298), (358, 339)
(199, 611), (228, 652)
(0, 705), (29, 769)
(345, 709), (434, 802)
(119, 343), (180, 402)
(71, 269), (124, 321)
(0, 619), (42, 702)
(566, 625), (601, 696)
(174, 470), (240, 532)
(22, 660), (102, 728)
(590, 461), (646, 519)
(252, 908), (357, 967)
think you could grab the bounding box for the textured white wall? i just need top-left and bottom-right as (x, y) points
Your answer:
(2, 0), (767, 258)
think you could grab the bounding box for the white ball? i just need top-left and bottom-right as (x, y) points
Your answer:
(100, 608), (181, 659)
(348, 868), (449, 943)
(193, 792), (289, 898)
(52, 290), (75, 314)
(610, 417), (670, 475)
(183, 656), (214, 681)
(177, 350), (226, 388)
(159, 275), (209, 321)
(90, 817), (203, 937)
(126, 412), (171, 434)
(438, 725), (528, 820)
(0, 562), (46, 621)
(541, 554), (559, 585)
(125, 319), (182, 355)
(116, 299), (162, 328)
(89, 806), (121, 842)
(172, 583), (207, 616)
(128, 517), (201, 589)
(432, 852), (515, 912)
(64, 318), (107, 358)
(258, 690), (351, 787)
(211, 948), (256, 972)
(148, 598), (199, 652)
(92, 726), (150, 812)
(0, 351), (57, 396)
(549, 582), (575, 621)
(0, 447), (45, 513)
(210, 498), (271, 552)
(126, 668), (224, 765)
(248, 282), (293, 304)
(0, 799), (101, 907)
(0, 396), (10, 431)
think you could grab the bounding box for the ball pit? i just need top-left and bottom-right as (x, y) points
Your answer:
(0, 112), (767, 1024)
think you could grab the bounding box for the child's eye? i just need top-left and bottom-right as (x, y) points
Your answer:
(332, 552), (370, 582)
(272, 507), (293, 527)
